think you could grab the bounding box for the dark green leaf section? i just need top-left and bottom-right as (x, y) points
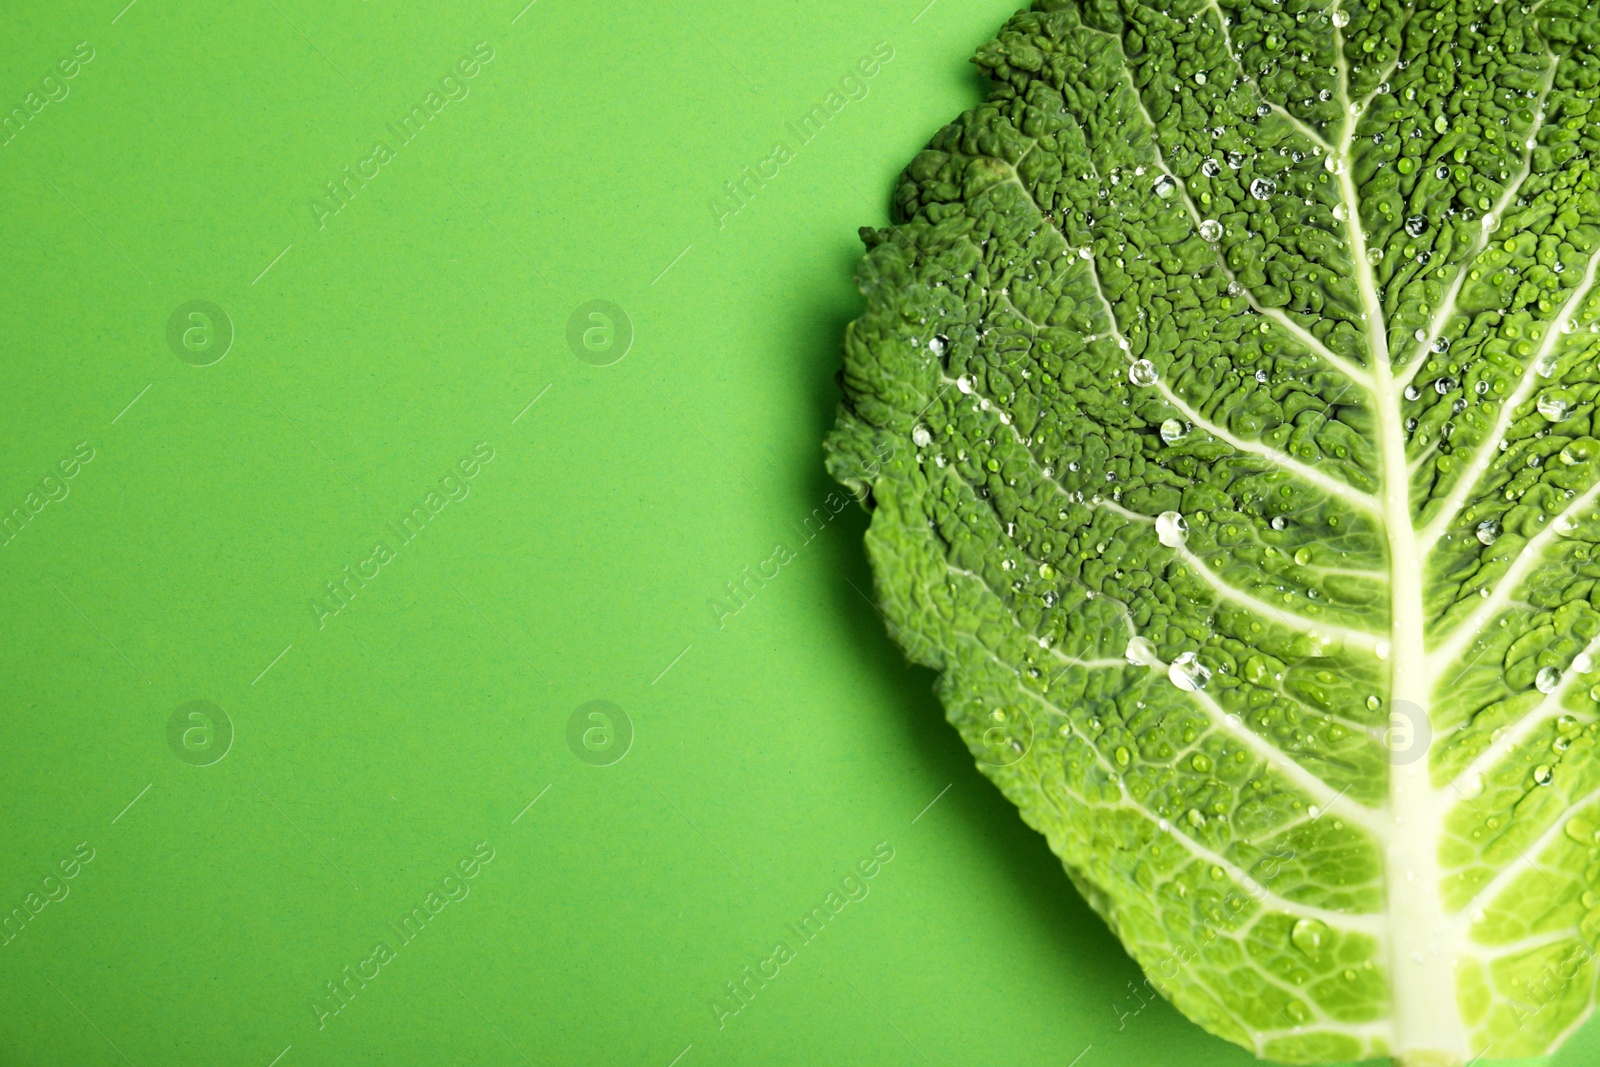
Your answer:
(828, 0), (1600, 1060)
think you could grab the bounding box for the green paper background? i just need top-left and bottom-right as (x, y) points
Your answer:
(0, 1), (1588, 1064)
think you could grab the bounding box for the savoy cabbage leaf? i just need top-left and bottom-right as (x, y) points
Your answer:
(825, 0), (1600, 1063)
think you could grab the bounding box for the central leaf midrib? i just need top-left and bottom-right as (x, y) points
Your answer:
(1323, 8), (1473, 1059)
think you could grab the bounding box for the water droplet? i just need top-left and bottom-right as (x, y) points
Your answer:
(956, 375), (974, 394)
(1404, 215), (1428, 237)
(1160, 418), (1188, 444)
(1194, 71), (1207, 85)
(1539, 394), (1570, 422)
(912, 425), (933, 447)
(1154, 175), (1177, 199)
(1129, 360), (1158, 387)
(1249, 177), (1277, 200)
(1156, 511), (1188, 548)
(1169, 651), (1211, 691)
(1435, 377), (1457, 395)
(1199, 219), (1223, 242)
(1536, 353), (1560, 378)
(1190, 753), (1212, 773)
(1201, 158), (1221, 177)
(1576, 653), (1594, 674)
(1271, 516), (1287, 531)
(1476, 521), (1500, 546)
(1291, 918), (1329, 956)
(1366, 695), (1381, 711)
(1294, 547), (1312, 565)
(1331, 7), (1350, 27)
(1537, 666), (1562, 694)
(1534, 764), (1554, 786)
(1404, 385), (1421, 401)
(929, 335), (947, 358)
(1125, 636), (1158, 666)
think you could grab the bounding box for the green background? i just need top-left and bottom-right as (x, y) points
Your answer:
(0, 1), (1587, 1064)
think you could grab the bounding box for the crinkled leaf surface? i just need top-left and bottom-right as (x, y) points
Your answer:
(825, 1), (1600, 1063)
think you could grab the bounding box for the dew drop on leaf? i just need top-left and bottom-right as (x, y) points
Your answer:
(1168, 651), (1211, 691)
(1125, 636), (1157, 665)
(1156, 511), (1189, 547)
(1291, 918), (1328, 957)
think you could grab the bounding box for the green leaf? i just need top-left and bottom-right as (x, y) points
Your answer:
(825, 1), (1600, 1063)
